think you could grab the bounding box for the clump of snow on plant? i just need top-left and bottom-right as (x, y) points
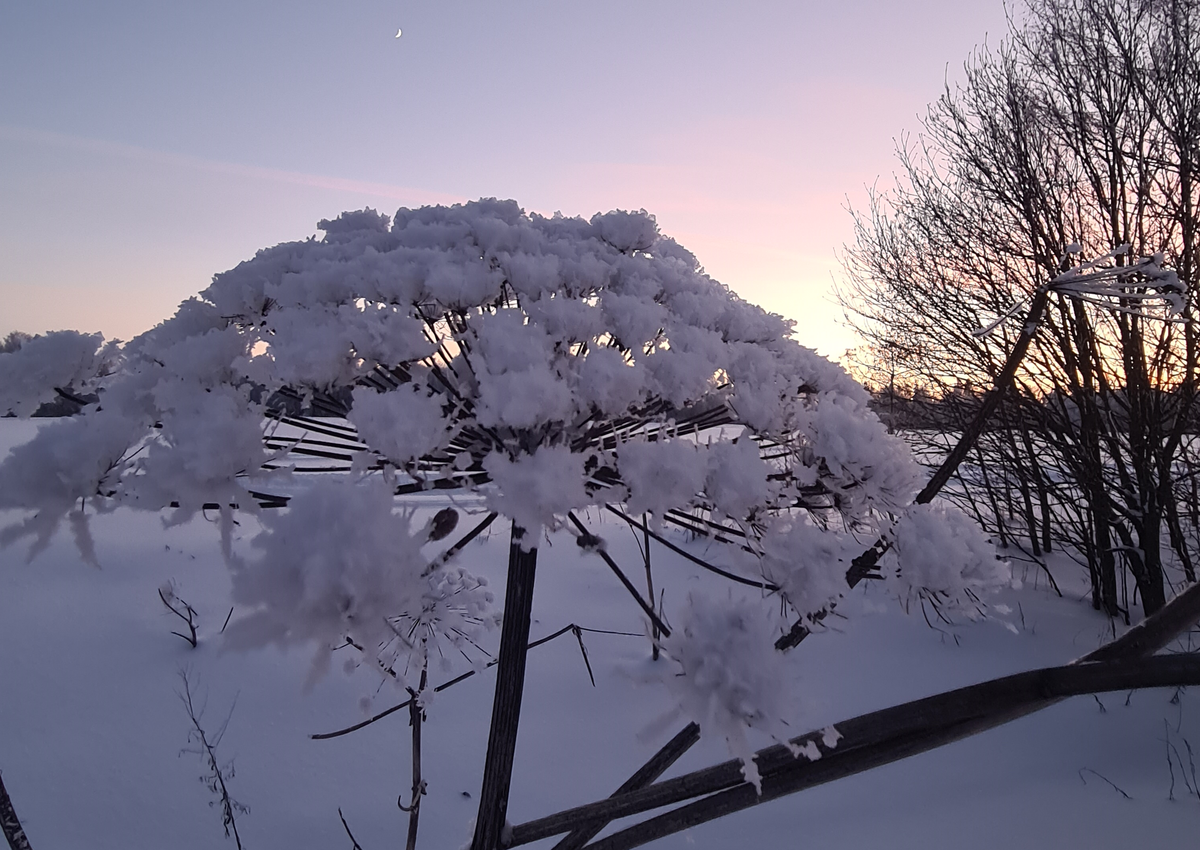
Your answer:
(225, 477), (495, 689)
(792, 391), (921, 513)
(349, 384), (453, 466)
(887, 501), (1010, 610)
(482, 446), (592, 538)
(0, 410), (142, 563)
(751, 516), (862, 621)
(139, 383), (271, 521)
(704, 436), (771, 519)
(654, 592), (804, 792)
(617, 439), (707, 519)
(0, 330), (119, 416)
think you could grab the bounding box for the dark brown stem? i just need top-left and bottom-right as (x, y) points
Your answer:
(510, 655), (1200, 849)
(567, 513), (671, 638)
(0, 771), (33, 850)
(403, 665), (428, 850)
(550, 723), (700, 850)
(641, 514), (659, 661)
(471, 523), (539, 850)
(312, 624), (593, 741)
(580, 655), (1200, 850)
(604, 506), (778, 592)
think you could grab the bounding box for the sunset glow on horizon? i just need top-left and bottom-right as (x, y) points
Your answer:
(0, 0), (1012, 361)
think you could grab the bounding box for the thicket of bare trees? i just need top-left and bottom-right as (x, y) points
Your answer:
(843, 0), (1200, 620)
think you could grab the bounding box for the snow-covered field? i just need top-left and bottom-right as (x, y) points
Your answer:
(2, 417), (1199, 850)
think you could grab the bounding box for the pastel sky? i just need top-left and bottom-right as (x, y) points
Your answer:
(1, 0), (1011, 359)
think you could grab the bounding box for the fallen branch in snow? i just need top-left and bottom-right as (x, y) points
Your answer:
(0, 770), (34, 850)
(1078, 767), (1132, 799)
(507, 581), (1200, 848)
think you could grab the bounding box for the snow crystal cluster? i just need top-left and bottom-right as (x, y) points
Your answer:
(225, 477), (496, 688)
(0, 199), (1006, 752)
(0, 330), (118, 417)
(654, 591), (804, 792)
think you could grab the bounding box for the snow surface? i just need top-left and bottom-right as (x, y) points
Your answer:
(2, 418), (1199, 850)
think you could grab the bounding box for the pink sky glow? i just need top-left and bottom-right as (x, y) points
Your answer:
(0, 0), (1013, 360)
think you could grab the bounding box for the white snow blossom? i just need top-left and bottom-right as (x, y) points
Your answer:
(0, 198), (1006, 740)
(655, 592), (803, 793)
(0, 330), (119, 416)
(888, 501), (1011, 612)
(225, 477), (495, 688)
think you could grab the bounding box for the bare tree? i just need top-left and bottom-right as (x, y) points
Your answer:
(842, 0), (1200, 618)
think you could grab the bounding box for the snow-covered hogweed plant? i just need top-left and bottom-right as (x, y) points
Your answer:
(0, 199), (1007, 768)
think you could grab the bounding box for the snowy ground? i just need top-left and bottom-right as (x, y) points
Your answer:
(2, 418), (1199, 850)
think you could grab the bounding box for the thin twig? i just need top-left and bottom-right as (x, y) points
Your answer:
(567, 512), (671, 637)
(572, 627), (596, 688)
(312, 623), (638, 740)
(338, 808), (364, 850)
(604, 506), (778, 591)
(1078, 768), (1131, 799)
(159, 586), (198, 648)
(177, 672), (247, 850)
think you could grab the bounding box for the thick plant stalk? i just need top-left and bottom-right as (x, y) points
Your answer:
(0, 771), (33, 850)
(506, 580), (1200, 848)
(580, 655), (1200, 850)
(641, 514), (659, 661)
(471, 524), (539, 850)
(402, 664), (428, 850)
(551, 723), (699, 850)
